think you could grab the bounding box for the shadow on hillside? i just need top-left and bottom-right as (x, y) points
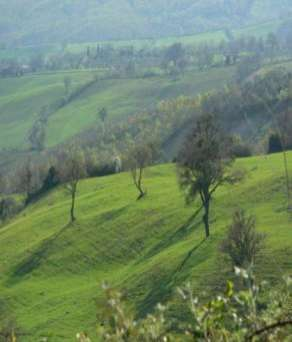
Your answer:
(135, 237), (207, 318)
(8, 223), (72, 284)
(141, 206), (204, 262)
(7, 205), (130, 285)
(98, 205), (129, 222)
(174, 238), (207, 274)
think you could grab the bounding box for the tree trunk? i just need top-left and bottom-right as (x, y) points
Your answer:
(137, 188), (145, 200)
(70, 185), (77, 222)
(203, 200), (210, 238)
(282, 149), (292, 211)
(136, 167), (145, 200)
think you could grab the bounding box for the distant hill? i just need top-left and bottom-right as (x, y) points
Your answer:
(0, 66), (235, 150)
(1, 0), (292, 46)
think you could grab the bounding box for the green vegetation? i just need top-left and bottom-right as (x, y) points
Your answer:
(87, 268), (292, 341)
(0, 152), (292, 340)
(2, 2), (292, 341)
(0, 0), (290, 46)
(0, 19), (284, 62)
(0, 66), (235, 150)
(0, 71), (94, 149)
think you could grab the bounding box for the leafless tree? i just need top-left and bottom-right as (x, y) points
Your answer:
(17, 160), (36, 203)
(63, 75), (72, 97)
(58, 145), (86, 222)
(126, 141), (158, 200)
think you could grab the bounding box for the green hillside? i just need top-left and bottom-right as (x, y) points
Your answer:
(0, 66), (236, 150)
(0, 0), (291, 46)
(0, 21), (283, 62)
(0, 152), (291, 340)
(0, 70), (94, 149)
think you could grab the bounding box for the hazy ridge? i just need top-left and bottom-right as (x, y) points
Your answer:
(1, 0), (292, 46)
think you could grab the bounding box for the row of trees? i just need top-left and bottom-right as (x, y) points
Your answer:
(1, 68), (289, 219)
(2, 29), (291, 79)
(0, 144), (120, 223)
(72, 67), (292, 176)
(2, 65), (292, 226)
(27, 74), (104, 152)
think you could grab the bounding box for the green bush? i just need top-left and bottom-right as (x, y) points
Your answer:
(77, 269), (292, 341)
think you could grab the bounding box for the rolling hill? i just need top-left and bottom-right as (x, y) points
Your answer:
(1, 0), (292, 46)
(0, 152), (292, 340)
(0, 66), (236, 150)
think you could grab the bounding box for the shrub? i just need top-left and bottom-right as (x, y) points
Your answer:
(25, 166), (60, 205)
(268, 133), (283, 154)
(77, 269), (292, 341)
(232, 142), (252, 158)
(220, 210), (265, 267)
(0, 197), (21, 221)
(41, 166), (60, 192)
(232, 136), (252, 158)
(86, 162), (116, 178)
(142, 70), (158, 78)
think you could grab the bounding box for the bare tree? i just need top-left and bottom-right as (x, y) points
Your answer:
(63, 75), (72, 97)
(276, 109), (292, 210)
(17, 160), (36, 204)
(98, 107), (108, 123)
(177, 113), (235, 238)
(126, 141), (158, 200)
(59, 146), (86, 223)
(28, 119), (46, 151)
(0, 171), (5, 195)
(221, 210), (265, 267)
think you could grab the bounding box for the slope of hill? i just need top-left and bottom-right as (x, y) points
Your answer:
(0, 0), (292, 46)
(0, 152), (291, 340)
(0, 70), (94, 149)
(0, 66), (236, 150)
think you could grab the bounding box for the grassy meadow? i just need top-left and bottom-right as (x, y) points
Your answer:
(0, 70), (94, 149)
(0, 65), (236, 150)
(0, 152), (292, 340)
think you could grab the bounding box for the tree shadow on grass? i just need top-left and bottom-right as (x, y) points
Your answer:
(8, 205), (129, 285)
(135, 237), (207, 318)
(98, 205), (129, 222)
(174, 238), (207, 276)
(140, 205), (204, 262)
(7, 223), (72, 284)
(132, 206), (208, 316)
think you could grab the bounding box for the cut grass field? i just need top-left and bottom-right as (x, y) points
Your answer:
(0, 152), (292, 340)
(0, 65), (236, 150)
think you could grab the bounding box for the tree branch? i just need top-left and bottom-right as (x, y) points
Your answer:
(247, 319), (292, 341)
